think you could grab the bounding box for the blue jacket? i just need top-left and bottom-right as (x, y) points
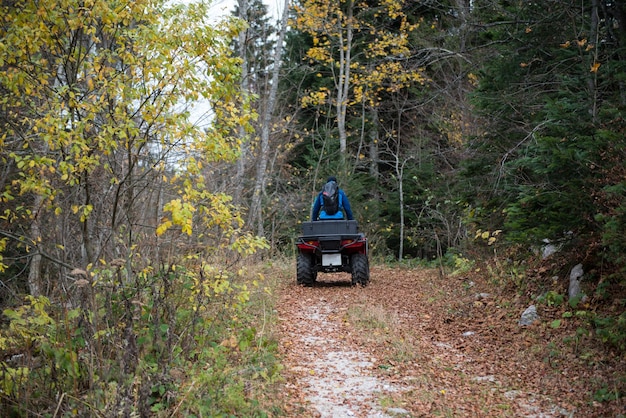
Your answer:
(311, 189), (354, 220)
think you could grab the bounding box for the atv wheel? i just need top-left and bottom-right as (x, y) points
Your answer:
(350, 253), (369, 286)
(296, 252), (317, 286)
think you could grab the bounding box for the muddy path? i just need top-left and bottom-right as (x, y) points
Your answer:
(275, 266), (624, 417)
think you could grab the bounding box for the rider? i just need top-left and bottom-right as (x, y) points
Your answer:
(311, 176), (354, 221)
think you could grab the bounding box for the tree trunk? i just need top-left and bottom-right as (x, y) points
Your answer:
(248, 0), (290, 236)
(396, 155), (405, 261)
(369, 107), (379, 178)
(455, 0), (471, 52)
(336, 0), (353, 157)
(27, 194), (44, 296)
(588, 0), (599, 122)
(234, 0), (250, 206)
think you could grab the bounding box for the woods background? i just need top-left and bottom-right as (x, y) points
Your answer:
(1, 0), (624, 415)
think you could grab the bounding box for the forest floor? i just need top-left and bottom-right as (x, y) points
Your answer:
(273, 264), (625, 417)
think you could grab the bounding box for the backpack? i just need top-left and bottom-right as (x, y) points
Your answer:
(321, 181), (340, 215)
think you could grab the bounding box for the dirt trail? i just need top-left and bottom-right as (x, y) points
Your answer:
(278, 282), (408, 417)
(276, 266), (625, 417)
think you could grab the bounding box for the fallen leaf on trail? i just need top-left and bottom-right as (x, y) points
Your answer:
(273, 265), (624, 417)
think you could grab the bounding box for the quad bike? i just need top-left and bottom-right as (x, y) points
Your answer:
(295, 220), (369, 286)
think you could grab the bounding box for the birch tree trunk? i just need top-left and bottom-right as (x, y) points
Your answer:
(248, 0), (290, 236)
(234, 0), (250, 205)
(335, 0), (353, 158)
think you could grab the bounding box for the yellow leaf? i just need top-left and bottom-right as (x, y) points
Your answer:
(156, 220), (172, 236)
(590, 62), (600, 73)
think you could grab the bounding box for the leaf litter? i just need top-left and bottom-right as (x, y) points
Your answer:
(280, 297), (406, 417)
(275, 266), (625, 417)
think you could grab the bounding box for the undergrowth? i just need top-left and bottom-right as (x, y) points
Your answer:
(0, 258), (285, 417)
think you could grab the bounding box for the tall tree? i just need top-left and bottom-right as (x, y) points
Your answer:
(0, 0), (255, 295)
(468, 0), (626, 270)
(294, 0), (359, 166)
(248, 0), (291, 236)
(286, 0), (474, 258)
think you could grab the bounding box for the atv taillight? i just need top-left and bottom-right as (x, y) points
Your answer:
(296, 239), (320, 252)
(340, 237), (367, 254)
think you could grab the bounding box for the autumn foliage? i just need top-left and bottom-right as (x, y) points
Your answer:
(1, 0), (626, 415)
(0, 0), (273, 415)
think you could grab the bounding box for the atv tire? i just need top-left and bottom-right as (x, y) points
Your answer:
(296, 253), (317, 286)
(350, 253), (369, 286)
